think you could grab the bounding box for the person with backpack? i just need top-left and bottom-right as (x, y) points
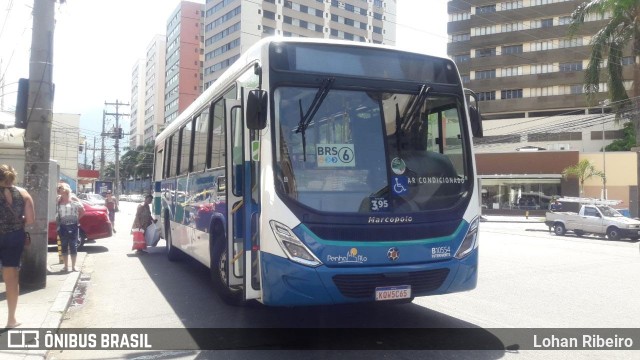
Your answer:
(0, 164), (35, 328)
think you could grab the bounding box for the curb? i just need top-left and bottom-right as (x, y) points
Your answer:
(480, 216), (545, 224)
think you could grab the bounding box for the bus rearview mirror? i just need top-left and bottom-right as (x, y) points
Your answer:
(246, 90), (268, 130)
(469, 105), (483, 138)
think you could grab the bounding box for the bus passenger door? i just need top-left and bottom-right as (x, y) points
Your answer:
(225, 93), (261, 301)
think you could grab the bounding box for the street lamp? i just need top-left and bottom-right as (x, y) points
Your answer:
(599, 99), (610, 200)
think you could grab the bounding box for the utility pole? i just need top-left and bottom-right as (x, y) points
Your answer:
(82, 136), (87, 169)
(100, 110), (106, 174)
(22, 0), (55, 289)
(92, 136), (97, 170)
(104, 100), (129, 196)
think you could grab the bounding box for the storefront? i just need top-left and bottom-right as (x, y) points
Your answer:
(476, 151), (579, 215)
(481, 175), (561, 211)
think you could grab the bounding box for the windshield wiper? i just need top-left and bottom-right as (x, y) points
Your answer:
(395, 84), (431, 154)
(295, 77), (335, 161)
(406, 84), (431, 124)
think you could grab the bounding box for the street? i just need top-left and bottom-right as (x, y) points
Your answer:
(45, 202), (640, 359)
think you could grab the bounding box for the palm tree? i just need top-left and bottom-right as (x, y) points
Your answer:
(569, 0), (640, 145)
(562, 159), (605, 196)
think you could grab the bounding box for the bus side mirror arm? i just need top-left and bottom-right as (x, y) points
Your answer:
(465, 88), (483, 138)
(246, 90), (268, 130)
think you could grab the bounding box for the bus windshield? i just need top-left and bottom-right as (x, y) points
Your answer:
(275, 86), (470, 214)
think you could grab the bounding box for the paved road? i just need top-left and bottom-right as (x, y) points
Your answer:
(45, 204), (640, 359)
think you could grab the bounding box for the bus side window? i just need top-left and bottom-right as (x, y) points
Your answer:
(231, 107), (243, 196)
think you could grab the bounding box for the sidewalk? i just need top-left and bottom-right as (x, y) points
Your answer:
(0, 249), (86, 359)
(481, 215), (545, 223)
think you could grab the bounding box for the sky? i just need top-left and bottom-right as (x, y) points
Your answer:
(0, 0), (448, 138)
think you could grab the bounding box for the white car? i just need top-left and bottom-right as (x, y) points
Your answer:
(129, 194), (144, 203)
(79, 193), (106, 206)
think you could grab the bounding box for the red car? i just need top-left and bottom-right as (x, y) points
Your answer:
(48, 200), (113, 247)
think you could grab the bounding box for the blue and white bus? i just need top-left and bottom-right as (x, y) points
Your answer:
(153, 38), (483, 306)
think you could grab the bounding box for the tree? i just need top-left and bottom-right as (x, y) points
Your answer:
(135, 141), (155, 180)
(570, 0), (640, 146)
(562, 159), (605, 196)
(605, 121), (636, 151)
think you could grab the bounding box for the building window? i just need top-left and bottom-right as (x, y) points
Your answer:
(559, 62), (583, 72)
(533, 40), (555, 51)
(450, 12), (470, 22)
(474, 25), (496, 36)
(263, 10), (275, 20)
(503, 1), (523, 10)
(532, 18), (553, 28)
(569, 84), (583, 94)
(559, 38), (583, 48)
(621, 56), (635, 65)
(531, 63), (553, 74)
(476, 69), (496, 80)
(531, 86), (554, 97)
(501, 89), (523, 99)
(476, 47), (496, 58)
(453, 53), (470, 63)
(476, 4), (496, 14)
(530, 132), (582, 141)
(474, 134), (519, 145)
(452, 33), (470, 42)
(501, 66), (522, 77)
(501, 22), (524, 32)
(478, 91), (496, 101)
(558, 16), (572, 25)
(502, 44), (523, 55)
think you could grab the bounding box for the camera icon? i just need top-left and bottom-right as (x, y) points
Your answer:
(7, 330), (39, 348)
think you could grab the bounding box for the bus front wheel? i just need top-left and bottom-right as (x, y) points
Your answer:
(211, 223), (243, 306)
(166, 223), (182, 261)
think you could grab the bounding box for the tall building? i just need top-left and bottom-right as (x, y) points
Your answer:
(129, 58), (145, 149)
(143, 35), (167, 144)
(130, 36), (167, 148)
(164, 1), (205, 125)
(203, 0), (397, 89)
(446, 0), (635, 120)
(446, 1), (639, 216)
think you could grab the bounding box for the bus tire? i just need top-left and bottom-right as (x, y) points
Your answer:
(166, 223), (182, 262)
(210, 222), (243, 306)
(553, 223), (566, 236)
(606, 227), (621, 241)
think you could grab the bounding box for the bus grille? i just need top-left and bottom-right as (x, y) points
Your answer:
(332, 269), (450, 299)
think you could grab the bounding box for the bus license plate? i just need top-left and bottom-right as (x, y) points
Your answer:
(375, 285), (411, 301)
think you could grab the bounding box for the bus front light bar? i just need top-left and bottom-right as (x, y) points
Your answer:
(454, 216), (479, 259)
(270, 221), (323, 267)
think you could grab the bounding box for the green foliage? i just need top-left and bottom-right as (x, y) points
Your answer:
(570, 0), (640, 144)
(562, 159), (605, 195)
(605, 122), (636, 151)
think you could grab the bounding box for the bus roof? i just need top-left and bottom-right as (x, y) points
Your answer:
(155, 37), (455, 145)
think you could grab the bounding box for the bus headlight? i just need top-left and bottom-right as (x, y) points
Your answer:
(270, 221), (322, 267)
(454, 216), (479, 259)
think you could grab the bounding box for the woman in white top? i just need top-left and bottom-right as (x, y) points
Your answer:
(57, 183), (84, 272)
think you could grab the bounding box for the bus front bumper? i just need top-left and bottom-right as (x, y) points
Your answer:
(260, 250), (478, 306)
